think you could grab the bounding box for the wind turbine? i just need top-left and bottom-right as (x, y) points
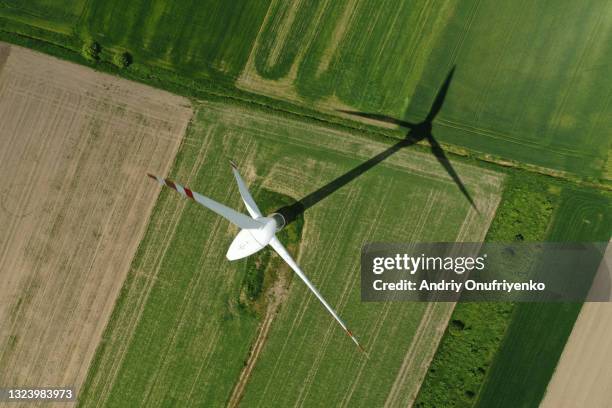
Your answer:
(147, 161), (365, 353)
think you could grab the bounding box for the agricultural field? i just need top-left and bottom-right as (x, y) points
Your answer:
(79, 0), (269, 82)
(414, 173), (560, 407)
(237, 0), (451, 114)
(0, 43), (191, 404)
(0, 0), (609, 178)
(415, 179), (611, 408)
(474, 187), (612, 408)
(0, 0), (86, 36)
(400, 1), (612, 179)
(79, 99), (504, 407)
(0, 1), (609, 407)
(542, 302), (612, 407)
(240, 0), (612, 178)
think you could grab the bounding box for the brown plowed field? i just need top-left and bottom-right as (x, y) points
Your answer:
(0, 43), (191, 406)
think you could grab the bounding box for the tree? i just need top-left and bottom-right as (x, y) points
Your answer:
(82, 40), (101, 61)
(113, 51), (132, 69)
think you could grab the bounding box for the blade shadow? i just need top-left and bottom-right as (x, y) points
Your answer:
(276, 137), (418, 224)
(276, 66), (477, 225)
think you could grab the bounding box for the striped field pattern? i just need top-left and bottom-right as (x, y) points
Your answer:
(80, 99), (504, 407)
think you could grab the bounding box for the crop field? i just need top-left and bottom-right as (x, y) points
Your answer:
(0, 0), (86, 36)
(79, 0), (269, 82)
(414, 173), (560, 407)
(414, 179), (611, 408)
(0, 0), (608, 178)
(401, 1), (612, 179)
(542, 299), (612, 407)
(237, 0), (453, 115)
(0, 1), (609, 407)
(0, 43), (191, 405)
(474, 187), (611, 408)
(79, 99), (503, 407)
(240, 0), (612, 178)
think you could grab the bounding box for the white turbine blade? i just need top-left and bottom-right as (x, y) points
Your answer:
(147, 174), (263, 230)
(230, 160), (262, 218)
(268, 237), (366, 353)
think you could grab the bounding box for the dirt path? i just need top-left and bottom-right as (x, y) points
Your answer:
(0, 43), (191, 407)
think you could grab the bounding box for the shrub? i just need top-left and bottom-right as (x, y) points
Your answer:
(81, 40), (101, 61)
(113, 51), (132, 68)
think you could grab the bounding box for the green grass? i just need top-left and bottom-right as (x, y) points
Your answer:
(415, 179), (611, 408)
(414, 172), (560, 408)
(242, 247), (271, 303)
(475, 187), (611, 408)
(79, 0), (269, 82)
(0, 1), (269, 85)
(1, 0), (609, 179)
(77, 110), (306, 407)
(0, 1), (609, 404)
(79, 98), (503, 407)
(240, 0), (612, 178)
(249, 0), (452, 113)
(78, 121), (258, 406)
(401, 0), (612, 179)
(0, 0), (86, 35)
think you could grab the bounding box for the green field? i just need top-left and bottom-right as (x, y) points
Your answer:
(0, 0), (86, 35)
(241, 0), (612, 178)
(415, 181), (611, 408)
(241, 0), (452, 113)
(475, 187), (611, 408)
(403, 1), (612, 179)
(414, 173), (560, 407)
(0, 0), (609, 178)
(78, 120), (261, 406)
(241, 0), (612, 177)
(0, 1), (610, 406)
(79, 0), (269, 82)
(79, 98), (503, 407)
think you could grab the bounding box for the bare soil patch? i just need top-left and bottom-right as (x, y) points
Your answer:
(541, 246), (612, 408)
(0, 44), (191, 406)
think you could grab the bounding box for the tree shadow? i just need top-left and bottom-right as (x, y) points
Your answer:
(276, 66), (477, 225)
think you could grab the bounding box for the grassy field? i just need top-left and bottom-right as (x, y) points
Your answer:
(475, 186), (611, 408)
(0, 1), (609, 406)
(238, 0), (454, 115)
(414, 172), (560, 407)
(0, 0), (609, 179)
(415, 178), (611, 408)
(240, 0), (612, 179)
(79, 98), (503, 407)
(402, 0), (612, 179)
(0, 0), (86, 35)
(79, 0), (269, 82)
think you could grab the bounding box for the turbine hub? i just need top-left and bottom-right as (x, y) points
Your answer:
(270, 212), (286, 231)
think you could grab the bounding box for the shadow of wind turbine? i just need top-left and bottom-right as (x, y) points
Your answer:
(276, 136), (416, 225)
(276, 66), (477, 226)
(338, 66), (478, 212)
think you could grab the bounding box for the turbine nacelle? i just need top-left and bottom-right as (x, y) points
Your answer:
(226, 216), (277, 260)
